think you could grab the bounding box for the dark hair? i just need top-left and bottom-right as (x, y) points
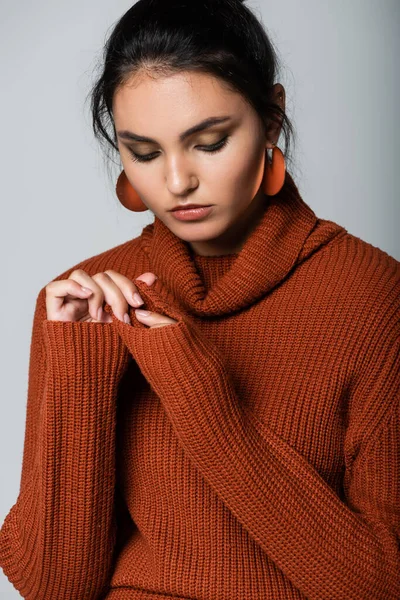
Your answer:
(86, 0), (296, 180)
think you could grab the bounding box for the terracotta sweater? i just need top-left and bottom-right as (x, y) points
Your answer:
(1, 173), (399, 600)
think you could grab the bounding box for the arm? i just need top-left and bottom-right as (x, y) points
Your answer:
(0, 287), (131, 600)
(113, 295), (400, 600)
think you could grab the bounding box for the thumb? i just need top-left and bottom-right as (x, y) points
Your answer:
(134, 279), (185, 324)
(135, 272), (158, 287)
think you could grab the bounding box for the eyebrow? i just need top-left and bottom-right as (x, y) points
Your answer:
(117, 115), (233, 144)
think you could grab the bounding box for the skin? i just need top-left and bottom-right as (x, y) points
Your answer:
(46, 71), (285, 329)
(113, 70), (285, 258)
(45, 269), (159, 325)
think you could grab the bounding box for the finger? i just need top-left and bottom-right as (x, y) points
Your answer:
(134, 309), (177, 328)
(67, 269), (105, 321)
(102, 270), (147, 309)
(91, 272), (133, 323)
(45, 279), (94, 317)
(135, 272), (158, 287)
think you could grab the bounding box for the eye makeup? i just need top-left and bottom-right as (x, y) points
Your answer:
(127, 135), (231, 163)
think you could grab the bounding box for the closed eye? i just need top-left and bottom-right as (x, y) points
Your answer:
(128, 135), (230, 164)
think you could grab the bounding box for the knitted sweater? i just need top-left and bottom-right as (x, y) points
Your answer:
(1, 173), (399, 600)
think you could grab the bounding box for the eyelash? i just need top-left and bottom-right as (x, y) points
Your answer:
(128, 135), (230, 163)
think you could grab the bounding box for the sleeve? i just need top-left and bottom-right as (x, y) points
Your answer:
(0, 287), (131, 600)
(110, 280), (400, 600)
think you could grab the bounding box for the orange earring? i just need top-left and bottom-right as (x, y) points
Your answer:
(116, 169), (148, 212)
(115, 144), (286, 211)
(262, 143), (286, 196)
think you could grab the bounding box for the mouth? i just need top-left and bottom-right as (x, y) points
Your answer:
(169, 205), (214, 221)
(169, 204), (212, 212)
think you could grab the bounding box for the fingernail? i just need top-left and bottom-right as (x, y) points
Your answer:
(97, 307), (103, 321)
(123, 313), (131, 324)
(132, 293), (144, 306)
(135, 309), (151, 317)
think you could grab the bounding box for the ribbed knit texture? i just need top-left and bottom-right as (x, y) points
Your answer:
(1, 172), (399, 600)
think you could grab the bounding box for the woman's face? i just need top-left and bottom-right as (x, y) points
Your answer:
(112, 70), (280, 256)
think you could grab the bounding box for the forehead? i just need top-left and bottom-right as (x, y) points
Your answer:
(112, 70), (245, 122)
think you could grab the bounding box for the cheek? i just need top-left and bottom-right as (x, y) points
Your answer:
(239, 144), (266, 199)
(212, 145), (263, 200)
(123, 164), (159, 203)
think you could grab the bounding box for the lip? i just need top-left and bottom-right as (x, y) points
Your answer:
(170, 205), (213, 221)
(170, 204), (210, 211)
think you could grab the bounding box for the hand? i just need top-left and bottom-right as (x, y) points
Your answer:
(132, 276), (179, 329)
(45, 269), (158, 323)
(134, 307), (178, 329)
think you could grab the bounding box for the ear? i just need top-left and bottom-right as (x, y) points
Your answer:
(265, 84), (285, 148)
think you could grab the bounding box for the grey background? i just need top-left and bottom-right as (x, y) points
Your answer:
(1, 0), (399, 596)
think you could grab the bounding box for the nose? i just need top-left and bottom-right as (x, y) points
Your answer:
(165, 155), (199, 195)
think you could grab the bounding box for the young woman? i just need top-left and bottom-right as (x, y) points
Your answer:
(1, 0), (399, 599)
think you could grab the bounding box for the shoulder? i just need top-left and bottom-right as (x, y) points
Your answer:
(329, 229), (400, 311)
(301, 225), (399, 373)
(308, 221), (400, 316)
(330, 231), (399, 391)
(316, 229), (400, 429)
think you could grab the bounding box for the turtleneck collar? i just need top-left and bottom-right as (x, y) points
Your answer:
(139, 172), (347, 318)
